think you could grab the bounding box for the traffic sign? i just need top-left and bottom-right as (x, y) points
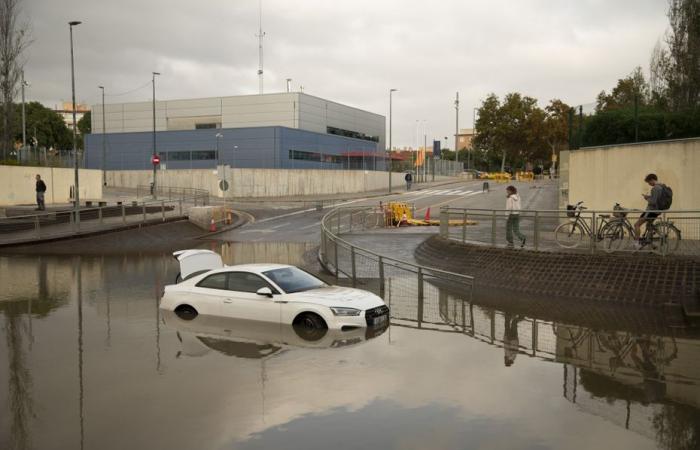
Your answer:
(219, 180), (229, 191)
(152, 154), (161, 165)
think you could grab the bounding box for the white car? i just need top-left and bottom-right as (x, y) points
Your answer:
(160, 250), (390, 335)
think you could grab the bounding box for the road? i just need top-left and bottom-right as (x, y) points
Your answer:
(216, 179), (558, 244)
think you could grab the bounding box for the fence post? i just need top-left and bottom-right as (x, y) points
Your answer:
(534, 211), (539, 250)
(439, 207), (448, 238)
(336, 211), (341, 235)
(179, 199), (183, 216)
(491, 210), (497, 246)
(462, 210), (467, 243)
(169, 187), (172, 200)
(142, 203), (147, 223)
(350, 247), (357, 288)
(122, 204), (126, 224)
(417, 267), (424, 328)
(532, 319), (538, 356)
(334, 238), (339, 278)
(98, 207), (103, 225)
(378, 256), (385, 297)
(349, 211), (353, 233)
(34, 215), (40, 238)
(590, 212), (597, 254)
(161, 201), (165, 221)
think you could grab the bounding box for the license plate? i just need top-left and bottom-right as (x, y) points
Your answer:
(371, 314), (388, 326)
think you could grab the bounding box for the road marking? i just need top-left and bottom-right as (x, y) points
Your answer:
(254, 196), (371, 224)
(269, 222), (290, 229)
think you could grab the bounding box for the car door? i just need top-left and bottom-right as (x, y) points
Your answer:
(190, 272), (230, 316)
(222, 272), (282, 323)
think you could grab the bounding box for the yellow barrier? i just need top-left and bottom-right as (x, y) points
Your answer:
(387, 202), (412, 224)
(515, 171), (534, 182)
(492, 172), (511, 183)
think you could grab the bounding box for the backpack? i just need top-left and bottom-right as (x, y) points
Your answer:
(657, 184), (673, 210)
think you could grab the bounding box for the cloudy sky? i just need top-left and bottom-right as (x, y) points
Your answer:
(23, 0), (668, 148)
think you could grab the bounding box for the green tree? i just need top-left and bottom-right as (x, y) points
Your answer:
(77, 110), (90, 135)
(596, 67), (650, 112)
(544, 99), (571, 163)
(12, 101), (72, 150)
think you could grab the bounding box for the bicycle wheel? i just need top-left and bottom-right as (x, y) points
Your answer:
(652, 222), (681, 255)
(554, 221), (585, 248)
(600, 221), (633, 253)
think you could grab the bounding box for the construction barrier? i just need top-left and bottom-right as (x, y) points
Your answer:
(516, 171), (534, 182)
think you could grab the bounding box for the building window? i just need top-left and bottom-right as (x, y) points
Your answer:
(289, 150), (342, 164)
(326, 126), (379, 143)
(192, 150), (217, 160)
(195, 123), (218, 129)
(162, 150), (216, 161)
(167, 151), (191, 161)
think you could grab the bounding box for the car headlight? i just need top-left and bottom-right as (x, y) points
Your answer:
(330, 307), (361, 316)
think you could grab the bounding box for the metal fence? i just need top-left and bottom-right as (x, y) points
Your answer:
(440, 206), (700, 256)
(0, 190), (209, 246)
(135, 185), (210, 201)
(319, 206), (475, 325)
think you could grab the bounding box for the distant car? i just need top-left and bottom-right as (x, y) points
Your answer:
(161, 250), (390, 337)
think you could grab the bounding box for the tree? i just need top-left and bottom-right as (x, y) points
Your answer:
(12, 101), (72, 151)
(77, 110), (91, 135)
(650, 0), (700, 110)
(596, 67), (650, 112)
(0, 0), (31, 160)
(544, 99), (571, 163)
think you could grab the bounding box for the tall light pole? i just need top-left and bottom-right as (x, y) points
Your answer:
(454, 92), (459, 168)
(472, 107), (478, 170)
(69, 20), (82, 226)
(216, 132), (224, 211)
(388, 88), (397, 192)
(21, 71), (28, 162)
(98, 85), (106, 186)
(151, 71), (160, 197)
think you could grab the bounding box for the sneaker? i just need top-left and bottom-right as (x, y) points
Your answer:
(521, 238), (526, 248)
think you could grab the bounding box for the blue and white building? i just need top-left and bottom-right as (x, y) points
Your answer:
(85, 92), (386, 171)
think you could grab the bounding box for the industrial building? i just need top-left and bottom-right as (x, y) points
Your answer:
(85, 92), (387, 171)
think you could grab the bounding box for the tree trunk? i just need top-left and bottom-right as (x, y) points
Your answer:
(500, 150), (507, 173)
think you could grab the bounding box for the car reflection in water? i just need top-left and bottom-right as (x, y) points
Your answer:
(162, 310), (390, 359)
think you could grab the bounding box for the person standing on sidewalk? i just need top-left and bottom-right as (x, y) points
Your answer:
(35, 174), (47, 211)
(404, 172), (413, 191)
(505, 185), (526, 248)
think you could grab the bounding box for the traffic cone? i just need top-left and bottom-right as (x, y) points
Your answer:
(424, 207), (431, 221)
(209, 218), (217, 232)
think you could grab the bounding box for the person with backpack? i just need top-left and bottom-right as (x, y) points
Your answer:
(634, 173), (672, 244)
(404, 172), (413, 191)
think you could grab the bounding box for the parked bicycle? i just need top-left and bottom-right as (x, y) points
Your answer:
(555, 201), (681, 254)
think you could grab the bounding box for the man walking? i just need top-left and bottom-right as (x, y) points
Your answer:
(35, 174), (47, 211)
(404, 172), (413, 191)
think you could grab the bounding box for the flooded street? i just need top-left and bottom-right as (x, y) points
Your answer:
(1, 245), (699, 450)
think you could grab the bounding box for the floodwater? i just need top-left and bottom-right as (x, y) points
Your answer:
(1, 243), (699, 450)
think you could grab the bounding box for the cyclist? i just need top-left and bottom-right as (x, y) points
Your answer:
(633, 173), (669, 246)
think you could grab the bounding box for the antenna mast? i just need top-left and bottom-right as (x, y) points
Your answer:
(257, 0), (265, 94)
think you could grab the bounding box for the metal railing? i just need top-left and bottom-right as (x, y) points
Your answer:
(136, 185), (209, 202)
(0, 190), (208, 246)
(440, 206), (700, 256)
(319, 206), (475, 325)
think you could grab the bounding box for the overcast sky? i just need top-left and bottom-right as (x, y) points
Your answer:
(23, 0), (668, 148)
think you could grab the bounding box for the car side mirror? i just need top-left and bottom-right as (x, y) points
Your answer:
(256, 287), (273, 298)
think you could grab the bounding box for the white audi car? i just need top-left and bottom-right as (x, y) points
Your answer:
(160, 250), (389, 335)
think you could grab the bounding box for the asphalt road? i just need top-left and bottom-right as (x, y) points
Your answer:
(216, 179), (558, 243)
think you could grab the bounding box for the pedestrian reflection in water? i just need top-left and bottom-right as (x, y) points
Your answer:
(503, 313), (524, 367)
(631, 335), (678, 404)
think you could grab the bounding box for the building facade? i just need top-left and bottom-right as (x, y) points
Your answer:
(85, 93), (386, 171)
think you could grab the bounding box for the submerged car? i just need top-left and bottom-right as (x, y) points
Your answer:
(161, 250), (390, 334)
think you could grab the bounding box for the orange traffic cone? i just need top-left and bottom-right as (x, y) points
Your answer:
(209, 218), (217, 232)
(424, 207), (431, 221)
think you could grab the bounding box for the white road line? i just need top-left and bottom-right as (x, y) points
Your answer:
(299, 221), (321, 230)
(269, 222), (290, 229)
(254, 197), (370, 224)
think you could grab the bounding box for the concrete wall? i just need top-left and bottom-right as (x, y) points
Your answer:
(0, 165), (103, 206)
(566, 139), (700, 211)
(106, 168), (408, 198)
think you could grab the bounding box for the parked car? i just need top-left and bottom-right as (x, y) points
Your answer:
(161, 250), (390, 338)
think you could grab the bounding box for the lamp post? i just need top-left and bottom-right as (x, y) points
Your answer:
(69, 20), (82, 226)
(454, 92), (459, 167)
(151, 72), (160, 197)
(388, 88), (397, 193)
(98, 85), (106, 186)
(21, 71), (28, 162)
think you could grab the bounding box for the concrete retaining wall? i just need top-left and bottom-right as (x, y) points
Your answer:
(0, 165), (103, 206)
(565, 138), (700, 211)
(106, 168), (409, 198)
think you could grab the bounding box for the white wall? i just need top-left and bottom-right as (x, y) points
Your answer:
(106, 168), (408, 198)
(0, 165), (103, 206)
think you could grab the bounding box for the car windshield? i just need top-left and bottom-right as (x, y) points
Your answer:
(263, 267), (326, 293)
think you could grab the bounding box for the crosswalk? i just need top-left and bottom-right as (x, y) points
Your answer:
(402, 188), (482, 197)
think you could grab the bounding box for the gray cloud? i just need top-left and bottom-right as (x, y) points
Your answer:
(22, 0), (668, 147)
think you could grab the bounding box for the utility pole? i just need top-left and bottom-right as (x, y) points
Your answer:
(99, 86), (106, 186)
(257, 0), (265, 94)
(389, 88), (397, 192)
(454, 92), (459, 168)
(69, 21), (82, 226)
(152, 72), (160, 197)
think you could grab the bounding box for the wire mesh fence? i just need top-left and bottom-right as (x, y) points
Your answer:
(441, 206), (700, 257)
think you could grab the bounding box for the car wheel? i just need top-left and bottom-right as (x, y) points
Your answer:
(174, 304), (198, 320)
(293, 313), (328, 342)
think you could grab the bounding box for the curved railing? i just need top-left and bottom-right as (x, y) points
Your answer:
(439, 206), (700, 257)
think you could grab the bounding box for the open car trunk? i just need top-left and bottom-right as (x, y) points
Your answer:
(173, 249), (224, 281)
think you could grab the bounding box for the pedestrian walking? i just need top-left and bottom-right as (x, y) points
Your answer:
(505, 185), (526, 248)
(35, 174), (47, 211)
(404, 172), (413, 191)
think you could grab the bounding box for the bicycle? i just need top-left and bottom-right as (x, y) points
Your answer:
(598, 207), (681, 255)
(554, 201), (616, 249)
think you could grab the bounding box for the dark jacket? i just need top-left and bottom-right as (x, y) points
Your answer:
(36, 180), (47, 193)
(404, 173), (413, 182)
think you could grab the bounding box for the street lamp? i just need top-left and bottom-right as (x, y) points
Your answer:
(98, 85), (106, 186)
(69, 20), (82, 226)
(388, 88), (397, 193)
(21, 71), (29, 162)
(151, 71), (160, 197)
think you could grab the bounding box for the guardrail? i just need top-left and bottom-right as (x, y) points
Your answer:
(319, 206), (475, 324)
(440, 206), (700, 256)
(0, 190), (209, 246)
